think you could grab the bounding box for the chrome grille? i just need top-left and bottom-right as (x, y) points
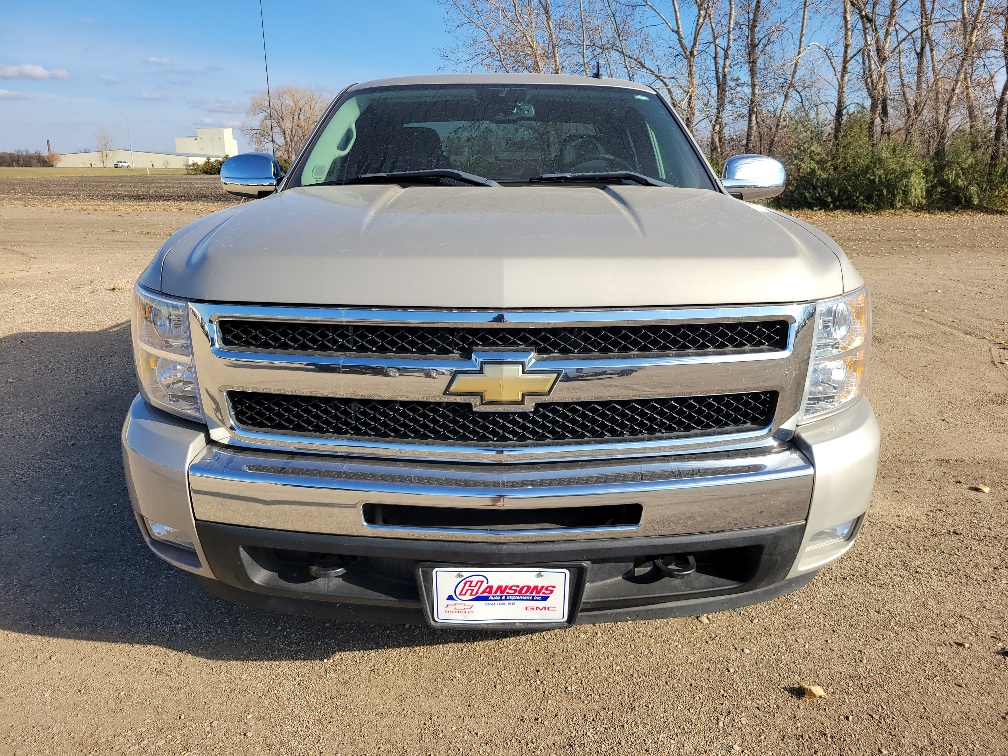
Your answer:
(189, 302), (815, 462)
(216, 319), (790, 356)
(227, 391), (777, 445)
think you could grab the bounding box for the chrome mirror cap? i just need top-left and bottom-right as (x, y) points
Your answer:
(721, 154), (787, 201)
(220, 152), (283, 198)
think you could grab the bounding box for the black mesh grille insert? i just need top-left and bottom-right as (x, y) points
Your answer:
(227, 391), (777, 445)
(216, 319), (790, 356)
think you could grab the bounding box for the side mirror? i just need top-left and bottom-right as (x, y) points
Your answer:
(721, 154), (786, 201)
(220, 152), (283, 198)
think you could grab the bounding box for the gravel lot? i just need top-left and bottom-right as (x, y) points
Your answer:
(0, 175), (1006, 755)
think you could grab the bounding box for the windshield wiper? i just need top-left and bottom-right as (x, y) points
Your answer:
(328, 169), (499, 188)
(530, 171), (670, 188)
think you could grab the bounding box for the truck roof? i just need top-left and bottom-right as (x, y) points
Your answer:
(347, 73), (656, 93)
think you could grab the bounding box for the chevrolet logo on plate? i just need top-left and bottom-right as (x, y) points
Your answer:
(445, 360), (560, 410)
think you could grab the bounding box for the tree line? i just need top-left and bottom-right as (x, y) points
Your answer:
(438, 0), (1008, 209)
(0, 150), (59, 168)
(0, 151), (51, 168)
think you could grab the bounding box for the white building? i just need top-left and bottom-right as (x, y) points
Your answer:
(175, 128), (239, 158)
(56, 127), (241, 168)
(57, 149), (206, 169)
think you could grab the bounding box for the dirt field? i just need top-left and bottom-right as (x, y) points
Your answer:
(0, 172), (231, 211)
(0, 175), (1006, 755)
(0, 168), (189, 178)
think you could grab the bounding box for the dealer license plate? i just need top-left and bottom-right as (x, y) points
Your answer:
(431, 568), (570, 625)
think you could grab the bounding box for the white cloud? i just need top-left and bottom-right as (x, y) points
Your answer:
(0, 64), (69, 80)
(145, 57), (172, 65)
(138, 90), (166, 101)
(0, 89), (31, 99)
(187, 96), (245, 114)
(98, 74), (122, 84)
(199, 117), (242, 128)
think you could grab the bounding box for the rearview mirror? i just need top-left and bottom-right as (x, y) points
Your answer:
(220, 152), (283, 198)
(721, 154), (786, 201)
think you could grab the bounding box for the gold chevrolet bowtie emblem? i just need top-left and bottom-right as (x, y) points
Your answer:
(445, 362), (560, 408)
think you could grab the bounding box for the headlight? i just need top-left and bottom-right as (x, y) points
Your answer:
(132, 286), (203, 421)
(800, 288), (869, 421)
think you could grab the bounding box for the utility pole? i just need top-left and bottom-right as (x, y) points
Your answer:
(116, 112), (133, 168)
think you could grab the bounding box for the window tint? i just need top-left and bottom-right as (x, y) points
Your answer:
(293, 84), (714, 189)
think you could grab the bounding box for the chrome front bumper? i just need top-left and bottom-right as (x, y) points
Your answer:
(122, 395), (879, 582)
(187, 442), (813, 542)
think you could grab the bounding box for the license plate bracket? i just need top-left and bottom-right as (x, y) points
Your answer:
(417, 563), (587, 628)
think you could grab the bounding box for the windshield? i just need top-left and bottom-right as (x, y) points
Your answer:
(290, 84), (715, 189)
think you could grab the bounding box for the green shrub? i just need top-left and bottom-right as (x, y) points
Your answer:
(187, 156), (228, 175)
(767, 111), (1008, 211)
(186, 153), (293, 177)
(775, 112), (928, 211)
(929, 131), (1008, 210)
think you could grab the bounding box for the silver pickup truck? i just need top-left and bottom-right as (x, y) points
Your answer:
(122, 74), (879, 628)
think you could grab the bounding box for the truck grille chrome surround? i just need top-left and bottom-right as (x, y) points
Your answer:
(216, 318), (790, 357)
(227, 391), (777, 445)
(188, 303), (816, 462)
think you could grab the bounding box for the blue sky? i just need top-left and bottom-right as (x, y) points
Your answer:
(0, 1), (453, 153)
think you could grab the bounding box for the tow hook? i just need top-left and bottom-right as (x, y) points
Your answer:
(654, 554), (696, 579)
(308, 553), (355, 578)
(632, 554), (697, 580)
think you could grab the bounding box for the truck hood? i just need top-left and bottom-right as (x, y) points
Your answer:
(156, 185), (848, 308)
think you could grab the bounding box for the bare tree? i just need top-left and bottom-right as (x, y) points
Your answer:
(243, 85), (330, 164)
(596, 4), (689, 107)
(895, 0), (937, 145)
(934, 0), (989, 144)
(993, 8), (1008, 158)
(708, 0), (737, 158)
(766, 0), (811, 152)
(442, 0), (573, 72)
(851, 0), (902, 142)
(747, 0), (762, 151)
(736, 0), (797, 152)
(834, 0), (854, 140)
(632, 0), (715, 131)
(737, 0), (798, 151)
(95, 127), (114, 168)
(437, 0), (1008, 167)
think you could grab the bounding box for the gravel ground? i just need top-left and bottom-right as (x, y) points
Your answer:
(0, 176), (1006, 755)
